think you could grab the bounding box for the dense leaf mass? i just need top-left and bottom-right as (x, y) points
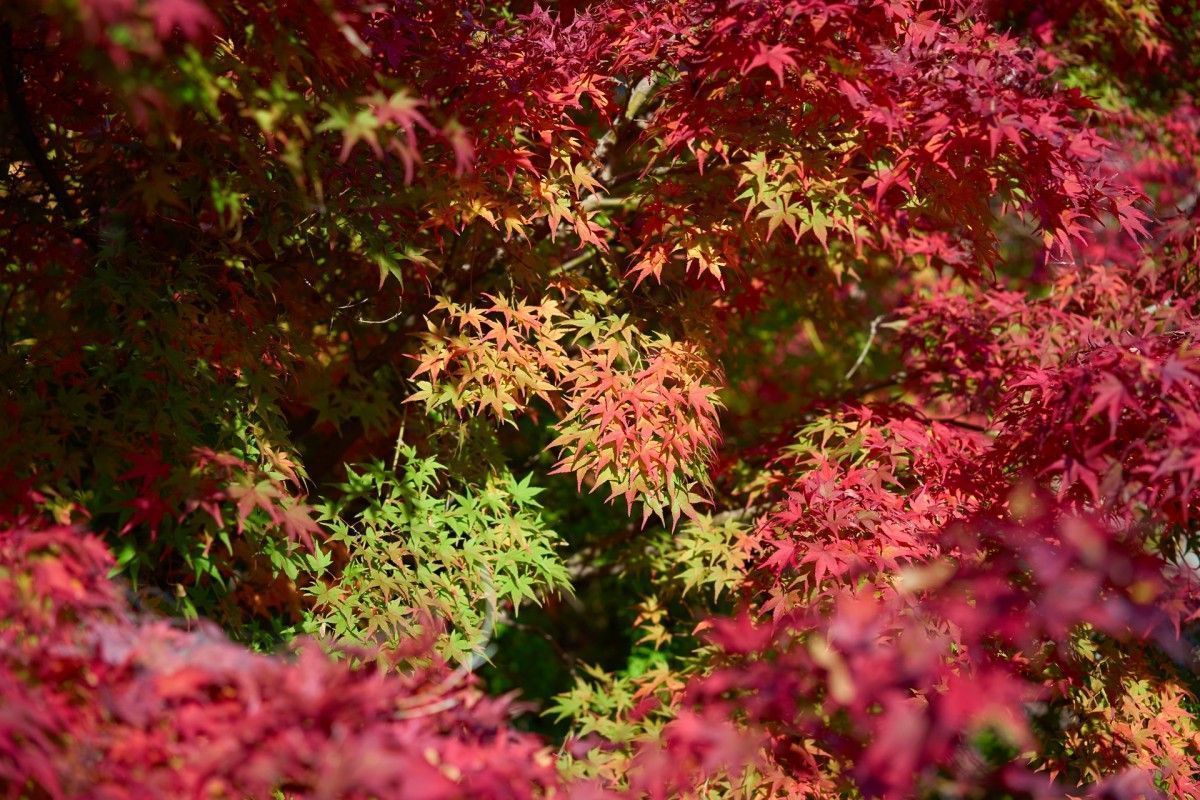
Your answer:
(1, 0), (1199, 798)
(0, 527), (562, 799)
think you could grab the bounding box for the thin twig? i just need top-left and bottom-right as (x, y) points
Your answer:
(0, 281), (18, 352)
(357, 308), (406, 325)
(844, 314), (887, 381)
(556, 246), (597, 273)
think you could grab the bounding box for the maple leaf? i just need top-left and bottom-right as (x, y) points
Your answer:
(278, 501), (321, 549)
(317, 105), (383, 162)
(443, 120), (475, 175)
(1084, 372), (1133, 436)
(745, 43), (798, 85)
(907, 11), (942, 48)
(149, 0), (217, 40)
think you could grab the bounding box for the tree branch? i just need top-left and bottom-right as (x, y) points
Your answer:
(1, 21), (94, 249)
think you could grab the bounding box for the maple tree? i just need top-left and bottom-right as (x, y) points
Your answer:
(2, 0), (1199, 798)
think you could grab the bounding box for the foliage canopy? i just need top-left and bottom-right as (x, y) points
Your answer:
(1, 0), (1199, 798)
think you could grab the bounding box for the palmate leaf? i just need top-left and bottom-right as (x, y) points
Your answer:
(305, 451), (569, 659)
(413, 297), (724, 526)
